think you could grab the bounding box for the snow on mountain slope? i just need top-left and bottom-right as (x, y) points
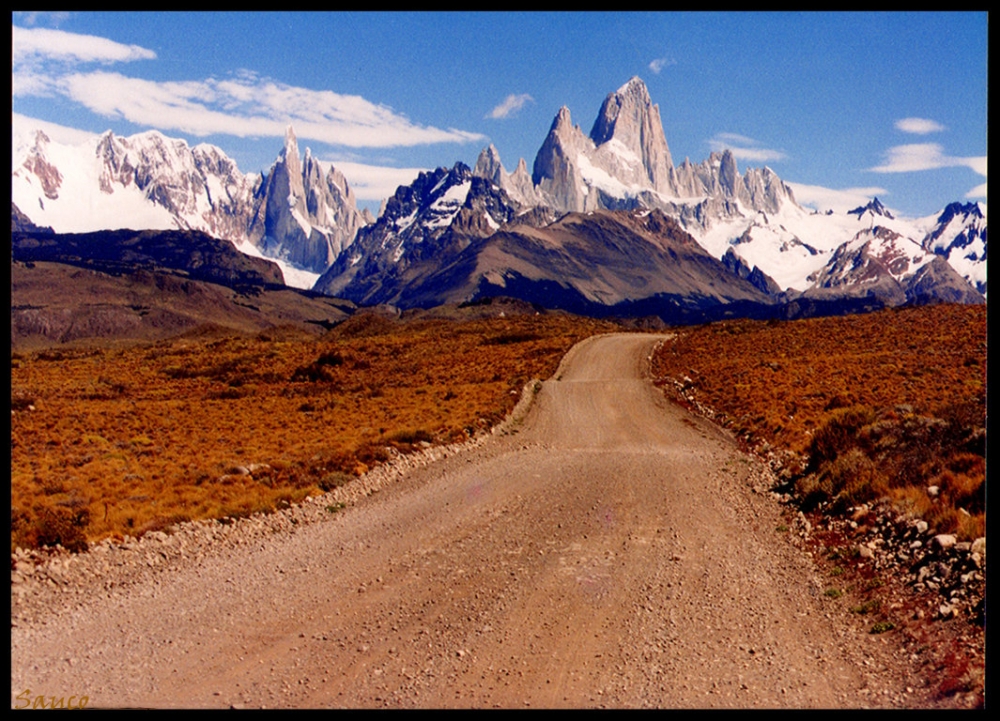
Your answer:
(11, 112), (99, 167)
(920, 202), (987, 295)
(11, 115), (370, 288)
(12, 129), (181, 234)
(13, 75), (985, 307)
(313, 162), (521, 304)
(233, 238), (320, 290)
(12, 114), (261, 240)
(809, 225), (934, 288)
(688, 197), (950, 293)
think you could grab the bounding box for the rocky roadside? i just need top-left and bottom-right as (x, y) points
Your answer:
(10, 380), (543, 631)
(659, 370), (986, 709)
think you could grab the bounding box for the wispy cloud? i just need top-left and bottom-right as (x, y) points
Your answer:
(13, 26), (156, 64)
(869, 143), (986, 176)
(786, 182), (889, 214)
(13, 112), (98, 149)
(895, 117), (946, 135)
(965, 182), (987, 200)
(707, 133), (786, 163)
(486, 93), (534, 120)
(321, 161), (427, 202)
(12, 27), (486, 150)
(648, 56), (676, 74)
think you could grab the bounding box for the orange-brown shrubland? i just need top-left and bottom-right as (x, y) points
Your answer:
(11, 312), (617, 551)
(652, 304), (986, 540)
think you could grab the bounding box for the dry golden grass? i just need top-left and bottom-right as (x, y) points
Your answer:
(652, 304), (986, 540)
(11, 312), (618, 550)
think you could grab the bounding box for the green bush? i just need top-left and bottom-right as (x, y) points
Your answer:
(870, 621), (895, 634)
(824, 449), (889, 511)
(795, 472), (834, 510)
(318, 472), (354, 492)
(386, 428), (434, 447)
(33, 506), (90, 553)
(851, 599), (881, 615)
(808, 405), (878, 468)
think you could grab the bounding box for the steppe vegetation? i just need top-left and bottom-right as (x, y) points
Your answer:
(11, 311), (616, 551)
(652, 303), (986, 541)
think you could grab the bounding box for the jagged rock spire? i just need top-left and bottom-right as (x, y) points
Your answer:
(474, 144), (504, 184)
(589, 76), (674, 190)
(247, 124), (370, 273)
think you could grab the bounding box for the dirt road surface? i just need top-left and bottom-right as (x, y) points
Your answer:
(11, 333), (916, 708)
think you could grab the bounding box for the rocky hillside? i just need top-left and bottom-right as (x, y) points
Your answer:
(12, 224), (285, 289)
(396, 208), (776, 318)
(10, 215), (361, 350)
(313, 163), (523, 304)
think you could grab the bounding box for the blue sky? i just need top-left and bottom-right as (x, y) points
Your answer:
(12, 11), (987, 218)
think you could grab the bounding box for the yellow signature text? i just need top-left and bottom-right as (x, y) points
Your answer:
(14, 690), (89, 710)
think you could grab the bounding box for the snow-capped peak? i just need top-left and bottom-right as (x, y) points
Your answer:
(617, 75), (647, 95)
(281, 125), (299, 160)
(848, 197), (894, 220)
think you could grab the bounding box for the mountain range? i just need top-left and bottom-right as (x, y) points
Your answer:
(11, 77), (986, 324)
(12, 121), (373, 286)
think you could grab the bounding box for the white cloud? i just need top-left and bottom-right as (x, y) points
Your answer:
(14, 61), (486, 149)
(12, 26), (156, 64)
(786, 182), (889, 214)
(12, 68), (60, 97)
(487, 93), (534, 120)
(13, 27), (485, 150)
(869, 143), (987, 176)
(648, 56), (676, 74)
(321, 161), (427, 201)
(713, 132), (756, 145)
(965, 182), (987, 200)
(895, 117), (946, 135)
(707, 133), (786, 163)
(12, 112), (97, 147)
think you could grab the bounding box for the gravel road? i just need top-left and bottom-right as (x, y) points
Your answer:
(11, 333), (917, 708)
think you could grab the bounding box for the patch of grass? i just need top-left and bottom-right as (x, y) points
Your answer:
(850, 599), (881, 615)
(870, 621), (895, 634)
(11, 313), (618, 550)
(482, 333), (542, 346)
(318, 472), (354, 492)
(824, 588), (843, 599)
(809, 405), (879, 468)
(651, 304), (985, 540)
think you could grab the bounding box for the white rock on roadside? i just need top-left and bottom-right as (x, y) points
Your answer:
(970, 537), (986, 559)
(933, 534), (958, 551)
